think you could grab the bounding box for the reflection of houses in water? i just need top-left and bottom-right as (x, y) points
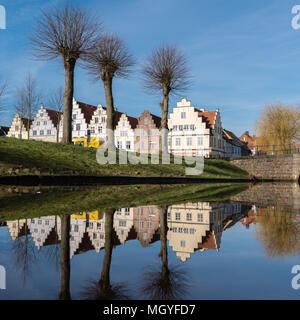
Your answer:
(133, 206), (160, 247)
(6, 202), (249, 262)
(114, 208), (134, 244)
(167, 202), (227, 262)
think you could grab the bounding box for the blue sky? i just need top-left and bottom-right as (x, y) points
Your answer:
(1, 0), (300, 136)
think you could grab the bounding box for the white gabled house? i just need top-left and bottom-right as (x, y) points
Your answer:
(168, 98), (225, 157)
(114, 113), (138, 151)
(88, 104), (108, 142)
(7, 114), (32, 139)
(30, 105), (62, 142)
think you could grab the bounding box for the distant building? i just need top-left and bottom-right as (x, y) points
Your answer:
(222, 128), (243, 157)
(135, 110), (161, 154)
(239, 131), (257, 155)
(114, 113), (138, 151)
(168, 98), (225, 157)
(114, 207), (134, 244)
(7, 114), (32, 139)
(30, 105), (62, 142)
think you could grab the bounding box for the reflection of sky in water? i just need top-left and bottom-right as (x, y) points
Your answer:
(1, 205), (300, 300)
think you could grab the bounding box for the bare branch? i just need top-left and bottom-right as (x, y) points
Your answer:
(0, 79), (7, 113)
(141, 44), (191, 96)
(83, 33), (135, 80)
(30, 1), (102, 63)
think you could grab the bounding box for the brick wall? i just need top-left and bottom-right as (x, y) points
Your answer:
(230, 154), (300, 181)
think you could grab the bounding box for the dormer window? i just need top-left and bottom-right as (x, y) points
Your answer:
(181, 112), (186, 119)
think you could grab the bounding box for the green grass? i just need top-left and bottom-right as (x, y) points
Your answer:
(0, 136), (248, 179)
(0, 183), (249, 221)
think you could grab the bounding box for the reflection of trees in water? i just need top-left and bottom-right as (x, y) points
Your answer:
(11, 220), (37, 286)
(59, 215), (71, 300)
(81, 210), (130, 300)
(255, 207), (300, 258)
(140, 206), (190, 300)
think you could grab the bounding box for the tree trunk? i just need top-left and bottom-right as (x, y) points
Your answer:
(99, 209), (114, 294)
(160, 86), (169, 154)
(59, 215), (71, 300)
(103, 78), (115, 149)
(56, 114), (60, 143)
(27, 107), (30, 140)
(159, 206), (169, 279)
(62, 59), (76, 144)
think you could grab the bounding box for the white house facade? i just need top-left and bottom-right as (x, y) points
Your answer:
(30, 105), (62, 142)
(114, 113), (138, 152)
(7, 114), (32, 139)
(168, 98), (225, 157)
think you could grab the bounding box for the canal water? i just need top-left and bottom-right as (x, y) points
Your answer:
(0, 182), (300, 300)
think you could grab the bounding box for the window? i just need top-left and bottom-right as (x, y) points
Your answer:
(175, 212), (181, 221)
(186, 137), (192, 146)
(95, 117), (99, 123)
(117, 141), (122, 149)
(176, 138), (181, 146)
(72, 114), (76, 119)
(47, 130), (51, 135)
(101, 117), (106, 123)
(149, 141), (155, 150)
(37, 121), (40, 126)
(121, 131), (127, 137)
(126, 141), (131, 149)
(138, 208), (143, 216)
(180, 241), (186, 247)
(147, 221), (152, 229)
(76, 124), (80, 131)
(98, 126), (102, 133)
(190, 124), (195, 131)
(167, 212), (171, 220)
(179, 125), (183, 131)
(74, 225), (79, 232)
(119, 220), (126, 227)
(43, 121), (47, 125)
(40, 130), (44, 136)
(33, 130), (37, 136)
(181, 112), (186, 119)
(186, 213), (192, 221)
(148, 207), (154, 216)
(122, 121), (126, 127)
(139, 221), (144, 228)
(198, 136), (203, 146)
(173, 125), (177, 131)
(91, 127), (95, 134)
(15, 125), (19, 131)
(144, 118), (148, 124)
(125, 208), (130, 215)
(197, 213), (203, 222)
(184, 124), (189, 131)
(148, 129), (152, 136)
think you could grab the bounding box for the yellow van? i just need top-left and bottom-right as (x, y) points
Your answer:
(73, 137), (102, 149)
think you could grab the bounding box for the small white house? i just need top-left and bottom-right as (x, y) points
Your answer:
(30, 105), (62, 142)
(114, 113), (138, 151)
(7, 114), (32, 139)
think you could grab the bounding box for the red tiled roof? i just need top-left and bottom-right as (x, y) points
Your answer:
(150, 113), (161, 128)
(198, 231), (217, 250)
(77, 101), (97, 125)
(198, 111), (217, 129)
(21, 118), (33, 129)
(127, 115), (138, 129)
(45, 108), (63, 128)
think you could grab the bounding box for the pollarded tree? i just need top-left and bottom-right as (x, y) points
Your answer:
(142, 44), (191, 153)
(84, 33), (135, 148)
(31, 2), (102, 144)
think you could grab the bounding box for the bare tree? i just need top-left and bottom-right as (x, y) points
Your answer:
(48, 87), (64, 142)
(84, 33), (135, 148)
(142, 44), (191, 153)
(14, 73), (41, 139)
(31, 1), (101, 144)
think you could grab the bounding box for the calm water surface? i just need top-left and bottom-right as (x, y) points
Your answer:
(1, 183), (300, 300)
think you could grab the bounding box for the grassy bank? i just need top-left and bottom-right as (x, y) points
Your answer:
(0, 183), (249, 221)
(0, 137), (248, 179)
